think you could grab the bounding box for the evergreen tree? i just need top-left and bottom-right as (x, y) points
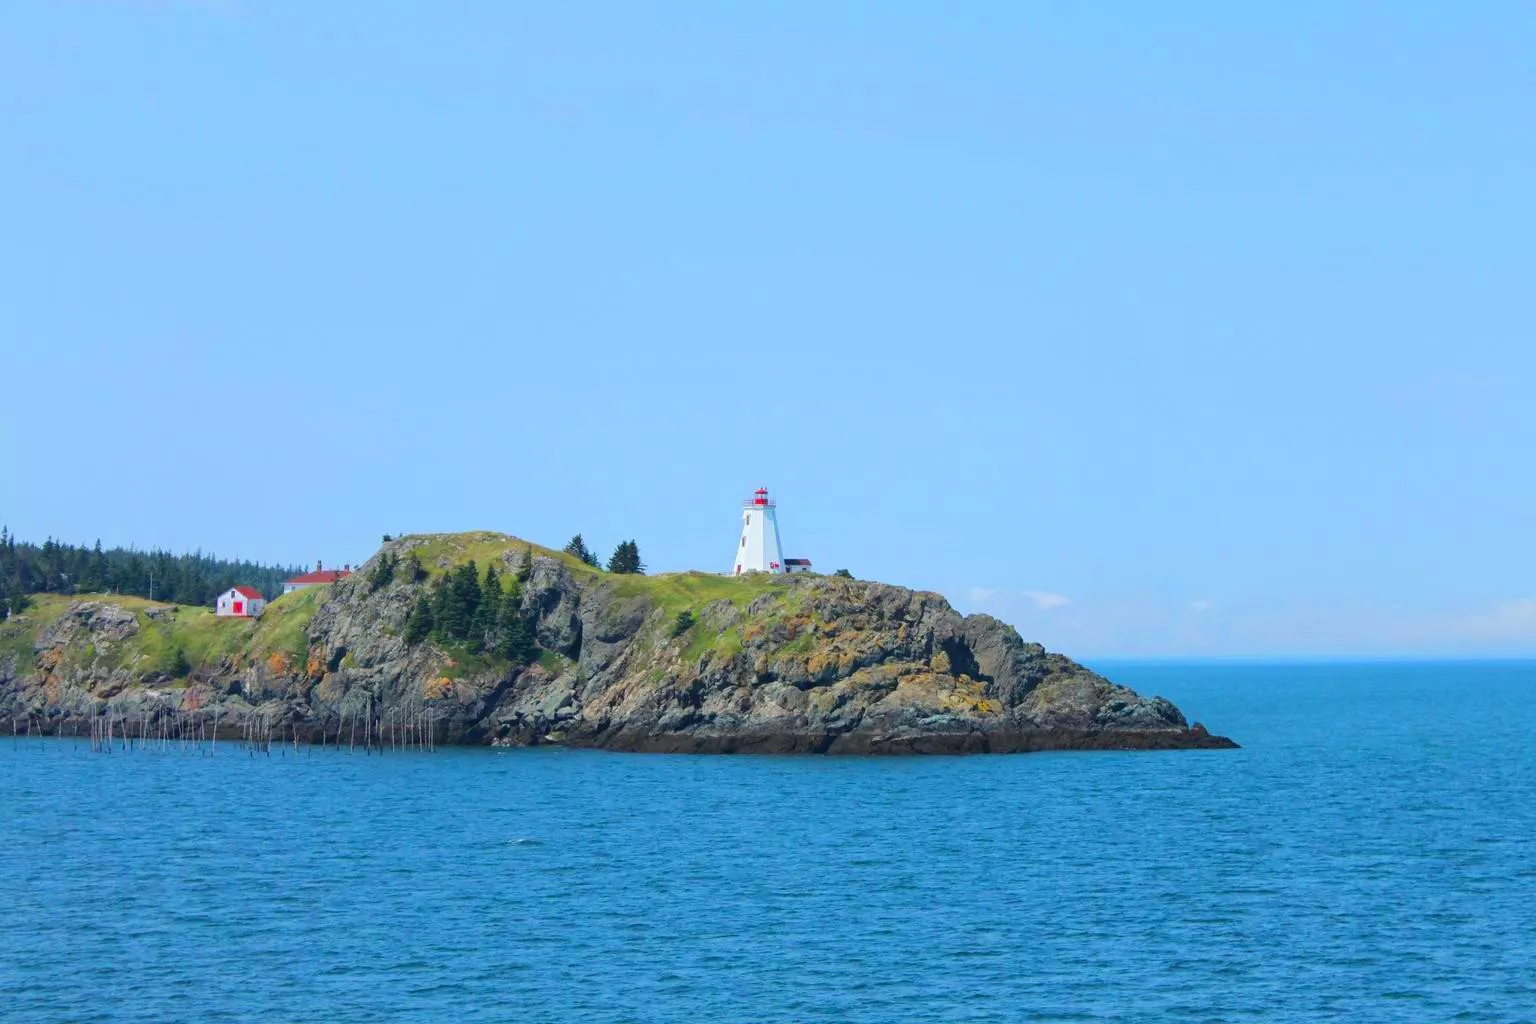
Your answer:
(607, 540), (644, 575)
(833, 568), (854, 579)
(436, 562), (481, 642)
(563, 534), (600, 567)
(454, 562), (481, 637)
(470, 565), (503, 652)
(84, 541), (106, 591)
(497, 598), (536, 665)
(404, 593), (434, 645)
(368, 552), (398, 592)
(432, 561), (480, 642)
(2, 587), (28, 619)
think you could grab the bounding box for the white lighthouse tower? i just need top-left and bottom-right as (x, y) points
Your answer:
(731, 486), (813, 575)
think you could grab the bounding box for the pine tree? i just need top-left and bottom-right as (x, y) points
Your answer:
(607, 540), (644, 575)
(470, 565), (503, 652)
(430, 561), (476, 642)
(497, 598), (536, 665)
(455, 562), (481, 640)
(85, 541), (106, 592)
(368, 552), (398, 592)
(404, 593), (434, 645)
(563, 534), (600, 568)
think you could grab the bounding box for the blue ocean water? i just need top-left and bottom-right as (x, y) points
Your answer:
(2, 661), (1534, 1023)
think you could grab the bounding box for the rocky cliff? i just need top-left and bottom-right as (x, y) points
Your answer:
(0, 532), (1235, 754)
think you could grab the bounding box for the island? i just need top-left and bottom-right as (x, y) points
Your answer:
(0, 532), (1235, 753)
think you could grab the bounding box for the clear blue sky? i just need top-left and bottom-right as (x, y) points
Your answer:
(3, 2), (1533, 658)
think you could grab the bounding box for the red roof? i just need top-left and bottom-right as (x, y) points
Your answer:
(232, 585), (263, 600)
(285, 569), (351, 585)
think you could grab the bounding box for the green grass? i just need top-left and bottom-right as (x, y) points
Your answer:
(135, 607), (244, 672)
(0, 587), (326, 679)
(772, 631), (820, 658)
(247, 587), (325, 663)
(536, 649), (571, 675)
(0, 606), (47, 667)
(682, 622), (744, 663)
(402, 532), (599, 578)
(434, 643), (565, 681)
(608, 570), (790, 621)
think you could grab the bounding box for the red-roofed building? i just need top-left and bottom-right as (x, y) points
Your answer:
(216, 585), (266, 618)
(283, 560), (353, 595)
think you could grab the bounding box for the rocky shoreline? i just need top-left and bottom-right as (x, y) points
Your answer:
(0, 533), (1236, 755)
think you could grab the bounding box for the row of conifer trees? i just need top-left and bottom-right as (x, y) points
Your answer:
(400, 561), (537, 664)
(0, 527), (300, 618)
(561, 534), (644, 574)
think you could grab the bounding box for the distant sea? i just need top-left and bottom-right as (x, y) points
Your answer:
(2, 661), (1533, 1022)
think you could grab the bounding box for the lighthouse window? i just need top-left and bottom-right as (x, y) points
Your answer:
(745, 514), (751, 525)
(741, 536), (746, 547)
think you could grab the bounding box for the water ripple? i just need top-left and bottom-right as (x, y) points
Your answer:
(1, 661), (1533, 1022)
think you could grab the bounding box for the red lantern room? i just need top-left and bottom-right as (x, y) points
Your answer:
(753, 487), (769, 505)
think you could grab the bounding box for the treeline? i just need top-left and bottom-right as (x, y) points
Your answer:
(402, 561), (537, 664)
(1, 528), (302, 617)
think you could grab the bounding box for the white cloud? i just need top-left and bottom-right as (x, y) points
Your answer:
(950, 587), (1536, 659)
(966, 586), (999, 606)
(1445, 598), (1536, 641)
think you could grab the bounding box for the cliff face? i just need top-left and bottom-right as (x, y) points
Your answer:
(0, 533), (1235, 754)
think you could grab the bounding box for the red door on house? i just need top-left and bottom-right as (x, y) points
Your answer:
(233, 601), (244, 615)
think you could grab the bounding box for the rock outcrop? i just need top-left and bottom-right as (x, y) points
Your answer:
(0, 533), (1236, 754)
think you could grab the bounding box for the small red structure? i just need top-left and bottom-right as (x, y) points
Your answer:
(216, 585), (266, 618)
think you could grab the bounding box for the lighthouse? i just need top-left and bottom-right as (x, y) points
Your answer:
(732, 487), (814, 575)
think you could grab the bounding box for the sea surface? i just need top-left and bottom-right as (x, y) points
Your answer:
(2, 661), (1534, 1023)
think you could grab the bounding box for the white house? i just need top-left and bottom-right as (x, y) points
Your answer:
(283, 560), (353, 595)
(216, 585), (266, 618)
(731, 487), (814, 575)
